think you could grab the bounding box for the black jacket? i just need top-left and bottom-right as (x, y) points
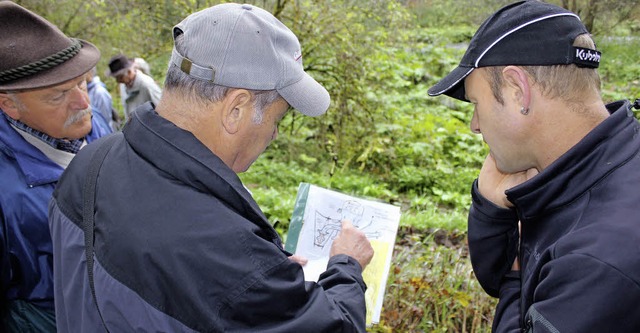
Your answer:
(468, 100), (640, 332)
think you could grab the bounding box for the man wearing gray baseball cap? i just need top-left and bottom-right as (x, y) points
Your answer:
(429, 1), (640, 332)
(49, 3), (373, 332)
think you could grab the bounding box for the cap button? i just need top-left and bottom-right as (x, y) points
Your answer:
(241, 4), (252, 10)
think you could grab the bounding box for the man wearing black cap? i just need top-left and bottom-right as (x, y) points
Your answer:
(106, 54), (162, 121)
(429, 1), (640, 332)
(0, 2), (111, 331)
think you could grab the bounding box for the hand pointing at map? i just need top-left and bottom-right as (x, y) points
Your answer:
(331, 220), (375, 270)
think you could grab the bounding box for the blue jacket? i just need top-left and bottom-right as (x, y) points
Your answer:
(0, 113), (111, 310)
(49, 104), (368, 332)
(468, 100), (640, 332)
(87, 77), (116, 132)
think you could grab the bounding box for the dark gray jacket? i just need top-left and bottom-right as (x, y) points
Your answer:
(49, 104), (368, 333)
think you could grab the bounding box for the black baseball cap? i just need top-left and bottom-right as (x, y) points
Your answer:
(428, 0), (601, 102)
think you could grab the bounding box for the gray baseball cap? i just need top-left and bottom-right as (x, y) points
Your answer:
(170, 3), (330, 117)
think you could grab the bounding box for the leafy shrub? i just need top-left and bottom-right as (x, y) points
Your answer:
(370, 229), (496, 333)
(598, 36), (640, 103)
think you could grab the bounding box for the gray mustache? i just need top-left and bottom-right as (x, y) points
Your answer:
(64, 108), (91, 128)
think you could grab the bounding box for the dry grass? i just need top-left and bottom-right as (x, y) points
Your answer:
(369, 228), (497, 333)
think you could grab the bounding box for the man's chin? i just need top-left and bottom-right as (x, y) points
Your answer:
(63, 116), (93, 140)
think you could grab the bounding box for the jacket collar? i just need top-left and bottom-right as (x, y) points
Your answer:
(123, 104), (277, 238)
(0, 110), (111, 186)
(0, 111), (62, 185)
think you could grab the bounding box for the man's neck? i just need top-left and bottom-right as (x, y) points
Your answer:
(532, 96), (609, 170)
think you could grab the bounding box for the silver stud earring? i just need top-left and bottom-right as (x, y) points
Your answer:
(520, 106), (529, 115)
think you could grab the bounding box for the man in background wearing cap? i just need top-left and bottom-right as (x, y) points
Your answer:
(50, 3), (373, 332)
(0, 1), (111, 331)
(106, 53), (162, 122)
(428, 1), (640, 331)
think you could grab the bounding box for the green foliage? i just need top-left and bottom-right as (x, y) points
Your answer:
(408, 0), (510, 27)
(547, 0), (640, 35)
(598, 36), (640, 102)
(273, 0), (420, 171)
(410, 0), (640, 36)
(401, 204), (468, 232)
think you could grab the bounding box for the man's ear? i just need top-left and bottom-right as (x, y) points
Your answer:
(502, 66), (531, 109)
(0, 93), (20, 120)
(220, 89), (253, 134)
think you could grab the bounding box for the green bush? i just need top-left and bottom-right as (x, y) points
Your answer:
(369, 230), (496, 333)
(598, 36), (640, 103)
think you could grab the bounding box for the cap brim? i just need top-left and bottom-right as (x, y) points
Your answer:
(427, 65), (475, 102)
(105, 67), (130, 77)
(278, 72), (330, 117)
(0, 40), (100, 91)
